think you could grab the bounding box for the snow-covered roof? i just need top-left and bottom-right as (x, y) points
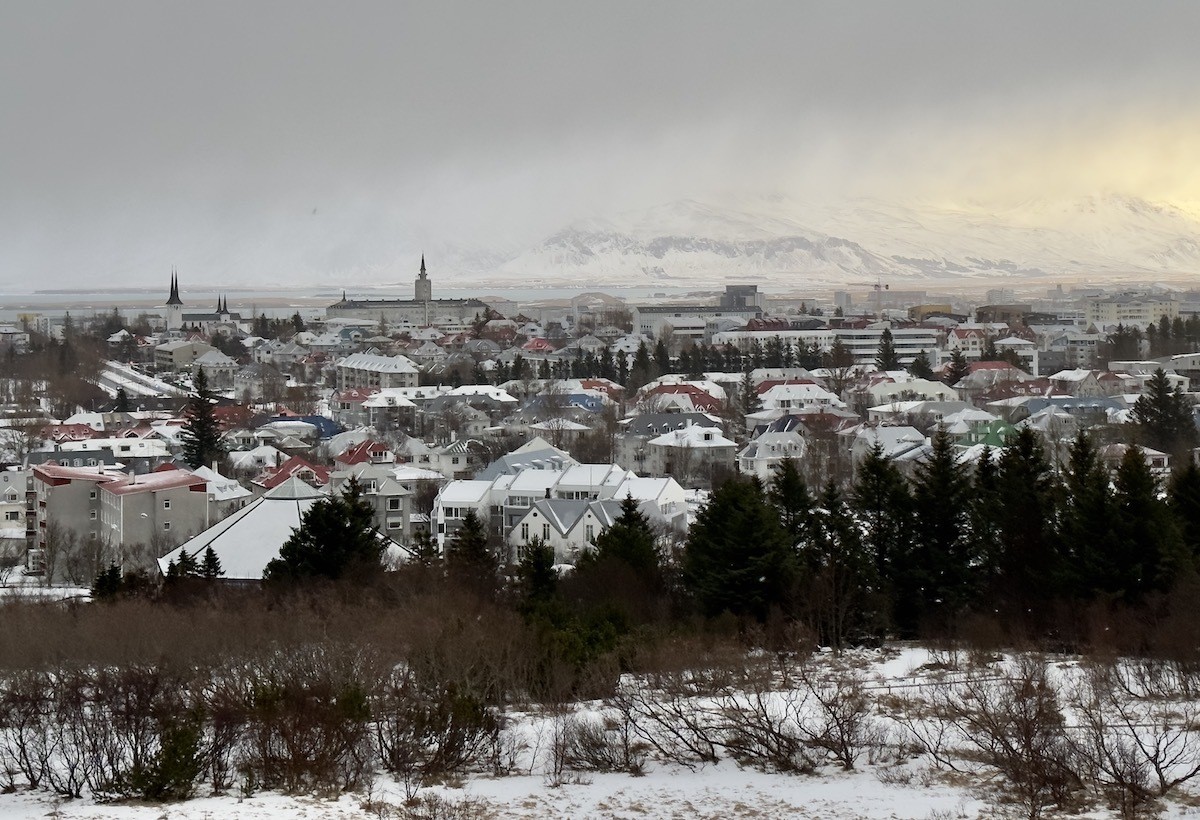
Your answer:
(157, 477), (327, 581)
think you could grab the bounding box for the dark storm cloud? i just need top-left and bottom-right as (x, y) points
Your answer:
(3, 1), (1200, 285)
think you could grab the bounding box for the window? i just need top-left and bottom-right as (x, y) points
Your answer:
(89, 511), (97, 520)
(585, 524), (594, 543)
(163, 499), (171, 510)
(387, 498), (401, 511)
(387, 521), (401, 530)
(542, 523), (550, 540)
(89, 489), (97, 500)
(451, 456), (460, 465)
(4, 511), (19, 521)
(521, 523), (529, 540)
(163, 522), (171, 531)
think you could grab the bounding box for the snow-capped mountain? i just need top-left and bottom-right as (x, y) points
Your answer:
(486, 193), (1200, 288)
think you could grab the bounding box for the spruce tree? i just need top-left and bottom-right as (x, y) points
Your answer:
(804, 481), (878, 648)
(1059, 431), (1118, 598)
(1131, 368), (1198, 458)
(874, 328), (900, 371)
(906, 427), (974, 634)
(653, 339), (671, 375)
(445, 508), (496, 593)
(577, 494), (659, 580)
(1169, 459), (1200, 566)
(628, 342), (655, 392)
(516, 535), (557, 607)
(1112, 447), (1184, 598)
(768, 457), (815, 547)
(682, 477), (796, 621)
(115, 387), (131, 413)
(180, 369), (225, 469)
(992, 428), (1062, 618)
(739, 369), (762, 419)
(907, 351), (934, 380)
(200, 545), (224, 580)
(851, 443), (912, 621)
(264, 478), (382, 583)
(944, 349), (970, 386)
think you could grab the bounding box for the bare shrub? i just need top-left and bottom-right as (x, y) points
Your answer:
(0, 670), (54, 789)
(1068, 660), (1200, 817)
(559, 713), (648, 775)
(240, 644), (381, 794)
(374, 667), (501, 780)
(608, 673), (722, 768)
(937, 657), (1083, 818)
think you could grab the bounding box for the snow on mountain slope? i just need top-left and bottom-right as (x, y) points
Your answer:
(490, 193), (1200, 287)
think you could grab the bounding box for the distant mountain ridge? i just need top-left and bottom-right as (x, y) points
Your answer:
(472, 193), (1200, 288)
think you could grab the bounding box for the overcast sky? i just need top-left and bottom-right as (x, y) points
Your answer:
(3, 1), (1200, 287)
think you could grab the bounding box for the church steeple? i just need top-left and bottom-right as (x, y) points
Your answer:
(415, 254), (432, 302)
(166, 268), (183, 306)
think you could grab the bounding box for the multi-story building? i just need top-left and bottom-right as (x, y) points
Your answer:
(32, 464), (212, 578)
(335, 352), (420, 392)
(329, 462), (413, 543)
(432, 464), (688, 553)
(1085, 293), (1179, 328)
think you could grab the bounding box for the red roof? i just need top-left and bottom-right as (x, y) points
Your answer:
(333, 387), (380, 404)
(756, 378), (818, 396)
(256, 456), (330, 490)
(334, 440), (394, 467)
(644, 383), (723, 412)
(104, 470), (207, 496)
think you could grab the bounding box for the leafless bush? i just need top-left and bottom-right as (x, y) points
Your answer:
(374, 667), (501, 780)
(239, 644), (381, 794)
(935, 657), (1083, 818)
(1068, 660), (1200, 817)
(0, 670), (54, 789)
(608, 673), (722, 768)
(559, 713), (648, 775)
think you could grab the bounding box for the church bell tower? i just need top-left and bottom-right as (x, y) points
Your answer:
(414, 255), (432, 302)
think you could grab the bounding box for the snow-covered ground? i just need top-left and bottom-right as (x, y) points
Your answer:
(2, 645), (1199, 819)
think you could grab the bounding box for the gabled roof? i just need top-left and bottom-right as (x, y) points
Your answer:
(158, 477), (326, 580)
(255, 456), (330, 490)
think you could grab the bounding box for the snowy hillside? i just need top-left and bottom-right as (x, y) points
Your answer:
(486, 193), (1200, 288)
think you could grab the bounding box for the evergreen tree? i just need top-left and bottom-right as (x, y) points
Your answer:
(682, 477), (796, 621)
(768, 457), (815, 546)
(803, 481), (879, 648)
(180, 369), (225, 469)
(981, 336), (1000, 362)
(944, 349), (970, 386)
(200, 545), (224, 580)
(851, 444), (912, 623)
(445, 508), (496, 593)
(1059, 431), (1118, 598)
(577, 494), (659, 580)
(516, 536), (557, 607)
(1112, 447), (1184, 598)
(263, 478), (382, 583)
(874, 328), (900, 371)
(1131, 368), (1198, 458)
(738, 369), (762, 419)
(114, 387), (131, 413)
(906, 427), (974, 634)
(1169, 459), (1200, 566)
(907, 351), (934, 380)
(992, 428), (1062, 618)
(408, 528), (442, 568)
(653, 339), (671, 375)
(91, 563), (123, 600)
(627, 342), (654, 392)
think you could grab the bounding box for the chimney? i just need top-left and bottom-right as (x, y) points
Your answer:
(545, 487), (551, 499)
